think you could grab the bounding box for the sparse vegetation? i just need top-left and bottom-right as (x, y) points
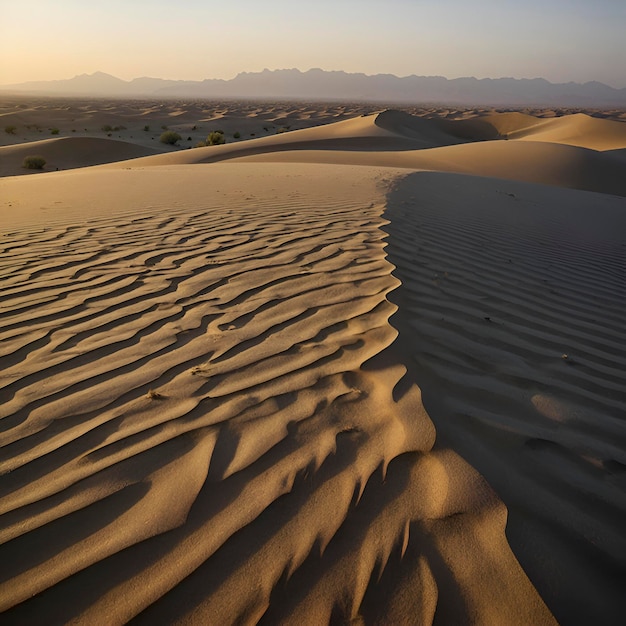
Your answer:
(4, 125), (16, 134)
(50, 128), (59, 135)
(22, 155), (46, 169)
(233, 131), (241, 139)
(102, 124), (113, 132)
(206, 130), (225, 145)
(160, 130), (182, 145)
(161, 125), (168, 130)
(143, 125), (150, 131)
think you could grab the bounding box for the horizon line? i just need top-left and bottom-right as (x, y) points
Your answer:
(3, 68), (625, 90)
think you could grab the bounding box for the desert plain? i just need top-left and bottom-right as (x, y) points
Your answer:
(0, 96), (625, 625)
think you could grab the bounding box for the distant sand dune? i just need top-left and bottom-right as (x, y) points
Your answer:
(227, 140), (626, 196)
(114, 111), (626, 196)
(0, 137), (159, 177)
(480, 112), (626, 150)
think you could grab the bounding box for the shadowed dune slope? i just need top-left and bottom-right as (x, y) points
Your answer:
(373, 110), (465, 148)
(384, 171), (626, 625)
(484, 112), (626, 150)
(436, 111), (626, 150)
(0, 163), (553, 624)
(0, 137), (160, 177)
(435, 112), (540, 141)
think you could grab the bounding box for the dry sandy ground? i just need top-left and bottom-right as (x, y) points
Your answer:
(0, 99), (625, 625)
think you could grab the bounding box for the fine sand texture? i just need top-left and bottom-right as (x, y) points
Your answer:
(1, 101), (625, 625)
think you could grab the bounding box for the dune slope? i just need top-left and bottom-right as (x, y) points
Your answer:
(0, 163), (553, 624)
(229, 139), (626, 197)
(384, 171), (626, 624)
(0, 137), (160, 177)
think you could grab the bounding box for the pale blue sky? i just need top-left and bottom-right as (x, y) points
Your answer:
(1, 0), (625, 86)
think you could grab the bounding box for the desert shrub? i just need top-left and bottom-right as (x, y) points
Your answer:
(101, 124), (112, 132)
(161, 125), (168, 130)
(143, 125), (150, 131)
(187, 136), (192, 141)
(160, 130), (181, 145)
(50, 128), (59, 135)
(206, 130), (225, 145)
(22, 155), (46, 169)
(5, 125), (16, 134)
(192, 125), (197, 131)
(195, 140), (207, 148)
(233, 131), (241, 139)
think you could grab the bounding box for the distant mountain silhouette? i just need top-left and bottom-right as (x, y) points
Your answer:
(3, 69), (626, 107)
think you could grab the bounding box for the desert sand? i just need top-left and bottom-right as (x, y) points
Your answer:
(0, 97), (625, 625)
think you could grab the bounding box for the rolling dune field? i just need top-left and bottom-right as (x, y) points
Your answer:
(1, 99), (625, 625)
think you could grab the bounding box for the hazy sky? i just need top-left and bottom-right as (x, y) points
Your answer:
(1, 0), (625, 87)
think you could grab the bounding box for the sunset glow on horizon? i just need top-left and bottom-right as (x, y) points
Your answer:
(1, 0), (625, 88)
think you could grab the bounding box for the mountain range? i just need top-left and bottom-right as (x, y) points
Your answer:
(3, 69), (626, 107)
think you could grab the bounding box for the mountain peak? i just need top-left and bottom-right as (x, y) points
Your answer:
(1, 69), (623, 106)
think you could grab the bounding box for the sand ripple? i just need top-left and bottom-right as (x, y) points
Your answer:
(0, 167), (552, 624)
(385, 172), (626, 624)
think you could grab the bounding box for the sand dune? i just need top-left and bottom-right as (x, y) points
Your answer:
(115, 111), (626, 196)
(434, 111), (626, 151)
(1, 101), (625, 624)
(0, 164), (553, 624)
(481, 112), (626, 150)
(227, 139), (626, 196)
(0, 137), (159, 177)
(373, 110), (464, 148)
